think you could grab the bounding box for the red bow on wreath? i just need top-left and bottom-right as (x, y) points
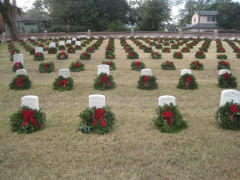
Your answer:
(162, 108), (173, 126)
(230, 104), (240, 120)
(44, 63), (49, 70)
(75, 62), (80, 68)
(153, 52), (157, 56)
(167, 61), (171, 68)
(135, 61), (140, 67)
(129, 53), (133, 57)
(84, 52), (87, 57)
(22, 109), (40, 127)
(99, 76), (111, 86)
(198, 52), (203, 56)
(56, 79), (68, 88)
(176, 52), (181, 57)
(222, 61), (229, 67)
(143, 76), (150, 87)
(36, 53), (41, 57)
(61, 51), (66, 58)
(185, 75), (193, 88)
(15, 62), (21, 69)
(16, 78), (23, 88)
(194, 61), (200, 68)
(93, 108), (106, 127)
(222, 73), (229, 82)
(106, 61), (111, 65)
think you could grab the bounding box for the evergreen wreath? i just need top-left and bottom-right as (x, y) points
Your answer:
(171, 44), (179, 49)
(9, 106), (46, 134)
(151, 51), (161, 59)
(161, 61), (176, 70)
(216, 102), (240, 130)
(53, 76), (73, 91)
(217, 54), (227, 59)
(75, 45), (82, 50)
(86, 47), (95, 53)
(173, 52), (183, 59)
(190, 61), (204, 70)
(127, 51), (139, 59)
(9, 74), (32, 90)
(217, 47), (225, 53)
(39, 62), (55, 73)
(69, 61), (85, 72)
(152, 103), (188, 133)
(237, 53), (240, 58)
(195, 51), (205, 59)
(155, 44), (162, 49)
(199, 47), (208, 52)
(217, 61), (230, 70)
(150, 41), (156, 46)
(29, 48), (35, 55)
(162, 47), (171, 53)
(137, 75), (158, 90)
(67, 47), (76, 53)
(56, 51), (68, 60)
(218, 73), (237, 88)
(105, 52), (115, 59)
(58, 45), (65, 50)
(93, 73), (116, 91)
(181, 47), (190, 53)
(131, 61), (146, 71)
(43, 47), (48, 51)
(177, 73), (198, 90)
(34, 52), (44, 61)
(102, 61), (116, 70)
(144, 46), (153, 53)
(78, 106), (115, 134)
(12, 62), (24, 72)
(80, 52), (91, 60)
(48, 47), (57, 54)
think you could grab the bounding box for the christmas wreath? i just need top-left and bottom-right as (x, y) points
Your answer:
(218, 73), (237, 88)
(102, 61), (116, 70)
(199, 47), (208, 52)
(150, 41), (156, 46)
(105, 52), (115, 59)
(216, 102), (240, 130)
(217, 54), (227, 59)
(80, 52), (91, 60)
(56, 51), (68, 60)
(9, 74), (32, 90)
(177, 73), (198, 90)
(43, 47), (48, 51)
(173, 52), (183, 59)
(161, 61), (176, 70)
(75, 45), (82, 50)
(78, 106), (115, 134)
(155, 44), (162, 49)
(217, 61), (230, 70)
(137, 75), (158, 90)
(195, 51), (205, 59)
(67, 47), (75, 53)
(53, 76), (73, 91)
(69, 61), (85, 72)
(93, 73), (116, 91)
(58, 45), (65, 50)
(181, 47), (190, 53)
(190, 61), (204, 70)
(217, 47), (225, 53)
(152, 103), (188, 133)
(151, 51), (161, 59)
(144, 46), (152, 53)
(34, 52), (44, 61)
(131, 61), (146, 71)
(171, 44), (179, 49)
(127, 51), (139, 59)
(237, 53), (240, 58)
(48, 47), (57, 54)
(86, 47), (94, 53)
(12, 62), (24, 72)
(9, 106), (46, 134)
(162, 47), (171, 53)
(39, 62), (55, 73)
(29, 48), (35, 55)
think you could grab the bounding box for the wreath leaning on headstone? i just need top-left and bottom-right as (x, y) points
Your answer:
(152, 103), (188, 133)
(69, 61), (85, 72)
(53, 76), (73, 91)
(102, 61), (116, 70)
(131, 61), (146, 71)
(93, 73), (116, 91)
(9, 74), (32, 90)
(39, 62), (55, 73)
(12, 62), (24, 72)
(161, 61), (176, 70)
(78, 106), (115, 134)
(177, 73), (198, 90)
(9, 106), (46, 134)
(34, 52), (44, 61)
(216, 102), (240, 130)
(218, 73), (237, 88)
(137, 75), (158, 90)
(190, 61), (204, 70)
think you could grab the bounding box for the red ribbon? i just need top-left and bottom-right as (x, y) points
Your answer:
(75, 62), (80, 68)
(99, 76), (111, 86)
(198, 52), (203, 56)
(56, 79), (68, 88)
(84, 52), (87, 57)
(230, 104), (240, 120)
(61, 51), (66, 58)
(129, 53), (133, 57)
(92, 108), (106, 127)
(162, 108), (173, 125)
(106, 61), (111, 65)
(126, 48), (130, 52)
(15, 62), (21, 69)
(194, 61), (200, 68)
(167, 61), (171, 68)
(185, 75), (192, 88)
(222, 73), (229, 82)
(36, 53), (41, 57)
(16, 78), (23, 88)
(22, 109), (40, 127)
(143, 76), (150, 87)
(44, 63), (49, 70)
(165, 48), (169, 52)
(109, 55), (113, 59)
(222, 61), (229, 67)
(135, 61), (140, 67)
(176, 52), (181, 57)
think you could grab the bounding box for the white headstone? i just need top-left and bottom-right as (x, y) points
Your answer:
(31, 36), (37, 40)
(158, 95), (176, 107)
(35, 47), (43, 53)
(21, 95), (39, 110)
(89, 94), (105, 108)
(13, 54), (24, 65)
(75, 41), (81, 46)
(72, 38), (76, 41)
(181, 69), (192, 76)
(49, 42), (56, 48)
(16, 69), (27, 75)
(59, 69), (70, 78)
(66, 40), (71, 44)
(220, 89), (240, 106)
(141, 69), (152, 76)
(59, 41), (65, 46)
(219, 69), (230, 76)
(98, 65), (110, 75)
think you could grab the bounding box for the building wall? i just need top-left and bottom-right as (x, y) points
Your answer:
(192, 13), (217, 25)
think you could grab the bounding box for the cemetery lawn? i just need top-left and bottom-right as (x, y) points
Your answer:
(0, 37), (240, 179)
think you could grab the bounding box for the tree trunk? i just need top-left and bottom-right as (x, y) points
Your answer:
(5, 10), (19, 41)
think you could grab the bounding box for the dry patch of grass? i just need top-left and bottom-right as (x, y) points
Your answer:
(0, 38), (240, 180)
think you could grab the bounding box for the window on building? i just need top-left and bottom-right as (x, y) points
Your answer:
(207, 16), (211, 22)
(212, 16), (216, 22)
(194, 17), (196, 23)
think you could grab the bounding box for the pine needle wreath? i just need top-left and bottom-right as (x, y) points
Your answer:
(137, 75), (158, 90)
(29, 48), (35, 55)
(53, 76), (74, 91)
(155, 44), (162, 49)
(75, 45), (82, 50)
(161, 61), (176, 70)
(162, 47), (171, 53)
(93, 73), (116, 91)
(86, 47), (95, 53)
(80, 52), (91, 60)
(217, 61), (230, 70)
(34, 53), (44, 61)
(56, 52), (68, 60)
(218, 73), (237, 88)
(9, 74), (32, 90)
(181, 47), (190, 53)
(102, 61), (116, 70)
(144, 46), (153, 53)
(195, 51), (206, 59)
(48, 47), (57, 54)
(152, 103), (188, 133)
(216, 102), (240, 130)
(190, 61), (204, 70)
(67, 47), (76, 53)
(237, 53), (240, 58)
(173, 52), (183, 59)
(12, 62), (24, 72)
(105, 52), (115, 59)
(217, 47), (225, 53)
(199, 47), (208, 52)
(177, 73), (198, 90)
(78, 106), (115, 134)
(151, 51), (161, 59)
(58, 45), (65, 50)
(217, 54), (227, 59)
(127, 51), (139, 59)
(131, 61), (146, 71)
(171, 44), (179, 49)
(39, 62), (55, 73)
(9, 106), (46, 134)
(69, 61), (85, 72)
